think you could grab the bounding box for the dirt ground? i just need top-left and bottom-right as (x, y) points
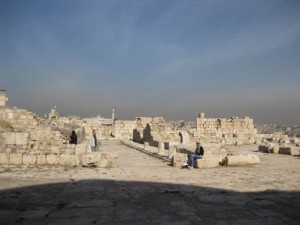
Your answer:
(0, 142), (299, 225)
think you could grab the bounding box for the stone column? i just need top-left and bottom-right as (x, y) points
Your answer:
(144, 142), (149, 150)
(158, 142), (164, 155)
(169, 145), (177, 159)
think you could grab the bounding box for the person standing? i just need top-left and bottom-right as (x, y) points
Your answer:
(69, 130), (78, 145)
(90, 130), (98, 152)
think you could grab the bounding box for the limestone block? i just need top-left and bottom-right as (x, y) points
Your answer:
(51, 146), (61, 154)
(15, 132), (29, 145)
(37, 155), (46, 165)
(158, 142), (164, 155)
(46, 154), (59, 165)
(195, 156), (220, 168)
(10, 153), (23, 165)
(102, 153), (118, 168)
(279, 146), (300, 155)
(271, 144), (280, 154)
(75, 144), (87, 155)
(290, 147), (299, 156)
(144, 142), (149, 150)
(59, 154), (80, 167)
(82, 153), (100, 167)
(171, 153), (187, 168)
(82, 153), (118, 168)
(204, 150), (213, 157)
(39, 146), (46, 151)
(169, 146), (177, 159)
(65, 148), (75, 154)
(2, 132), (16, 145)
(223, 154), (260, 166)
(23, 155), (36, 165)
(290, 138), (299, 144)
(0, 153), (9, 164)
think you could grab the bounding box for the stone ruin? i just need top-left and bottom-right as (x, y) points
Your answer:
(0, 90), (279, 169)
(196, 113), (258, 145)
(0, 104), (118, 168)
(258, 132), (300, 156)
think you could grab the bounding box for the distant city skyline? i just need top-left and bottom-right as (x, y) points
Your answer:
(1, 0), (300, 124)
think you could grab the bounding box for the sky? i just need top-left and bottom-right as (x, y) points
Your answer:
(0, 0), (300, 124)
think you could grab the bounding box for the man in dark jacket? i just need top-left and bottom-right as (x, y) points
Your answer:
(183, 141), (204, 169)
(69, 130), (78, 145)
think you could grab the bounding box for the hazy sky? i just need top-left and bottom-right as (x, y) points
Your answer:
(1, 0), (300, 124)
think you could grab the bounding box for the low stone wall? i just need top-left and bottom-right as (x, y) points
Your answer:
(259, 141), (300, 156)
(171, 151), (260, 169)
(0, 151), (118, 168)
(171, 152), (221, 169)
(120, 139), (170, 162)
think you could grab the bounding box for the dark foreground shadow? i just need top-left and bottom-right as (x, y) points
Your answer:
(0, 179), (299, 225)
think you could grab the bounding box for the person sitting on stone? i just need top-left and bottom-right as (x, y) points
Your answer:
(182, 141), (204, 169)
(69, 130), (78, 145)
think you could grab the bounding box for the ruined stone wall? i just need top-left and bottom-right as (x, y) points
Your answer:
(132, 117), (181, 148)
(0, 107), (40, 130)
(0, 107), (118, 167)
(79, 118), (113, 140)
(112, 120), (136, 139)
(52, 116), (114, 141)
(196, 113), (257, 144)
(0, 125), (117, 167)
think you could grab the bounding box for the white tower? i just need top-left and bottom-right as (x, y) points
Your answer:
(112, 109), (115, 122)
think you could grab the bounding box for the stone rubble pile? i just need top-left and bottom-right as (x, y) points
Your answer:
(258, 133), (300, 156)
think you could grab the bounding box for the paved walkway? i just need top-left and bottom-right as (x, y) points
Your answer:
(0, 141), (299, 225)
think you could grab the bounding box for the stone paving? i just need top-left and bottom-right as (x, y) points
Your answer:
(0, 141), (299, 225)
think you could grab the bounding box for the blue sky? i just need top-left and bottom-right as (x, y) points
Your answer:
(1, 0), (300, 124)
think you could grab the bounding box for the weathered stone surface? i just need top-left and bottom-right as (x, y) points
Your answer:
(158, 142), (164, 155)
(196, 156), (220, 168)
(9, 153), (23, 165)
(23, 155), (36, 165)
(82, 153), (118, 168)
(36, 155), (46, 165)
(104, 153), (118, 168)
(51, 146), (60, 154)
(168, 146), (177, 159)
(0, 153), (9, 164)
(172, 153), (221, 169)
(271, 144), (280, 154)
(279, 146), (300, 156)
(2, 132), (16, 145)
(59, 154), (80, 167)
(171, 153), (187, 168)
(65, 148), (75, 154)
(15, 132), (29, 145)
(75, 144), (87, 155)
(223, 154), (260, 166)
(290, 147), (300, 156)
(144, 142), (149, 150)
(46, 154), (59, 165)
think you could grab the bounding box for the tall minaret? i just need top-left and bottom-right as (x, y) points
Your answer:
(112, 109), (115, 123)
